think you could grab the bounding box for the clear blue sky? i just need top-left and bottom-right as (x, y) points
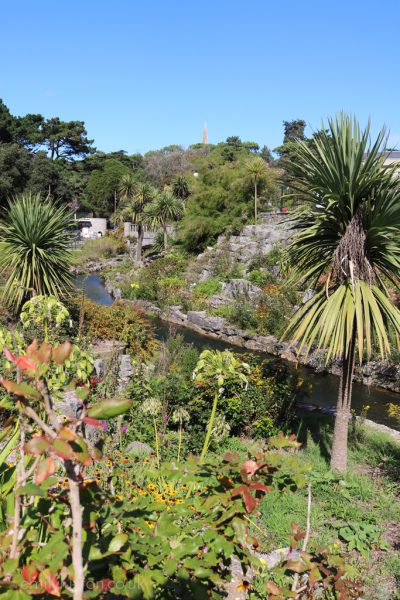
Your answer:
(1, 0), (400, 154)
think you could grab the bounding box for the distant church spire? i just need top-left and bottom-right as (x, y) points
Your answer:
(202, 121), (208, 144)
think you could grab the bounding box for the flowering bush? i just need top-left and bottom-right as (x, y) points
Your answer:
(0, 338), (360, 599)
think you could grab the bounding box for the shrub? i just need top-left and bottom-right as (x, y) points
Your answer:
(214, 300), (258, 331)
(135, 252), (187, 306)
(257, 289), (294, 336)
(193, 278), (221, 298)
(74, 235), (125, 264)
(81, 299), (157, 360)
(248, 268), (276, 287)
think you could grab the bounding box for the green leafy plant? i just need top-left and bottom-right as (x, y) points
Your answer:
(80, 299), (158, 360)
(193, 349), (250, 462)
(283, 114), (400, 472)
(334, 520), (387, 557)
(193, 278), (221, 298)
(20, 295), (71, 343)
(0, 193), (73, 309)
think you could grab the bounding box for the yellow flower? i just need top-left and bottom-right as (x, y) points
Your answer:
(145, 521), (155, 529)
(237, 580), (252, 592)
(147, 483), (157, 491)
(176, 499), (184, 505)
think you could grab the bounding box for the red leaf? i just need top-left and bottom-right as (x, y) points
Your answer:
(39, 569), (60, 597)
(35, 342), (52, 364)
(22, 564), (38, 584)
(52, 341), (72, 365)
(249, 482), (272, 493)
(1, 380), (41, 400)
(3, 347), (16, 363)
(25, 436), (51, 456)
(242, 460), (259, 475)
(265, 580), (281, 595)
(82, 417), (102, 428)
(53, 438), (74, 460)
(285, 558), (308, 573)
(35, 457), (56, 484)
(19, 356), (37, 371)
(58, 426), (77, 441)
(231, 485), (258, 513)
(223, 451), (240, 463)
(4, 347), (38, 372)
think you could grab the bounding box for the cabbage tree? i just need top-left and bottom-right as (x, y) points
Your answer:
(283, 115), (400, 472)
(0, 194), (73, 310)
(116, 176), (156, 264)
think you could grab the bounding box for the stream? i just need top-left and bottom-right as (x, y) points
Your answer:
(73, 274), (400, 430)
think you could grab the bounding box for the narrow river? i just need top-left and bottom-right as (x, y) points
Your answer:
(73, 274), (400, 430)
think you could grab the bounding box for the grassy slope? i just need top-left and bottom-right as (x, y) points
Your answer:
(227, 417), (400, 599)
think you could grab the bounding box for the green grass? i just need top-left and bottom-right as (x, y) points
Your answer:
(239, 418), (400, 599)
(72, 236), (125, 265)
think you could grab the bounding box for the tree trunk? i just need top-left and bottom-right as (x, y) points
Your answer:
(163, 223), (168, 251)
(330, 330), (356, 472)
(136, 224), (143, 264)
(254, 181), (258, 225)
(66, 462), (84, 600)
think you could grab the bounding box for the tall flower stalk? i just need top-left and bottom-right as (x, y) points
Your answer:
(193, 350), (250, 463)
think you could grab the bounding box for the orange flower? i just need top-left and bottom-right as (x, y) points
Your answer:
(237, 580), (252, 592)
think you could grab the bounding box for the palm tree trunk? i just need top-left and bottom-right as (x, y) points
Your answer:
(330, 329), (356, 472)
(254, 181), (258, 225)
(163, 223), (168, 251)
(136, 224), (143, 264)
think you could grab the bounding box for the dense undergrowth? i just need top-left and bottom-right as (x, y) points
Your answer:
(0, 291), (398, 598)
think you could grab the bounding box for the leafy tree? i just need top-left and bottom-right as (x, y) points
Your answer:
(146, 191), (184, 250)
(245, 156), (268, 224)
(84, 159), (130, 216)
(0, 193), (73, 309)
(0, 99), (15, 143)
(12, 113), (45, 150)
(27, 152), (64, 197)
(283, 119), (306, 143)
(0, 144), (31, 207)
(283, 114), (400, 472)
(260, 145), (274, 165)
(41, 117), (95, 160)
(115, 177), (156, 263)
(144, 145), (189, 186)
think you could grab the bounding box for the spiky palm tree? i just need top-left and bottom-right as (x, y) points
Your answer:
(146, 191), (184, 250)
(116, 176), (156, 264)
(283, 114), (400, 472)
(172, 175), (190, 200)
(0, 194), (73, 310)
(245, 156), (267, 224)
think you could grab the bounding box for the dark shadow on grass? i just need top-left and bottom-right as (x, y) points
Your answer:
(291, 411), (334, 463)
